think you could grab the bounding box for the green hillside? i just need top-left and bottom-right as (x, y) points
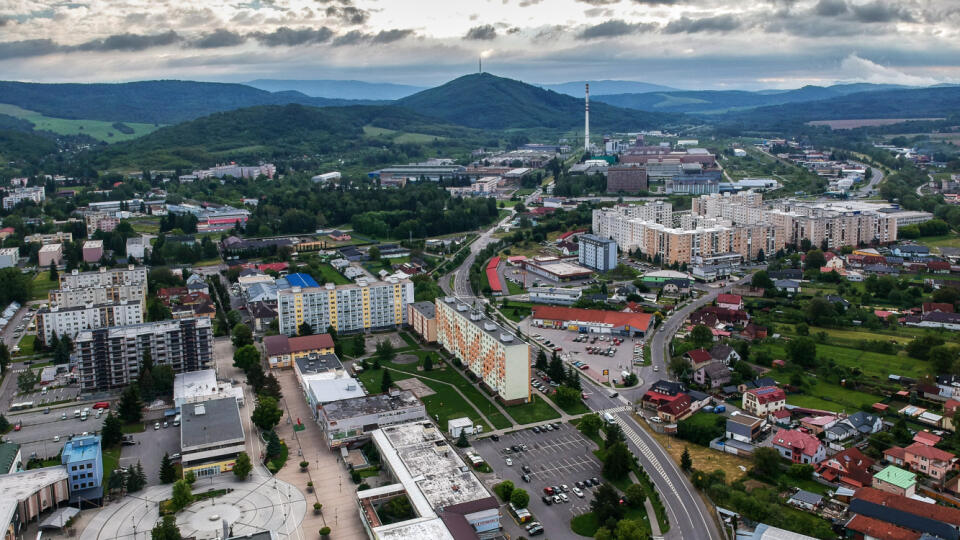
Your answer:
(92, 103), (481, 169)
(0, 104), (161, 142)
(397, 73), (675, 130)
(0, 80), (382, 125)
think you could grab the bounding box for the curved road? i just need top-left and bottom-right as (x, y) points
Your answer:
(854, 161), (885, 198)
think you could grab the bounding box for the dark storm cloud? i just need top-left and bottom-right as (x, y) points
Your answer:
(465, 24), (497, 40)
(191, 29), (247, 49)
(74, 31), (180, 52)
(850, 1), (915, 23)
(0, 39), (62, 60)
(371, 29), (415, 44)
(814, 0), (848, 16)
(324, 5), (368, 25)
(577, 19), (656, 39)
(252, 26), (334, 46)
(663, 14), (743, 33)
(332, 30), (366, 46)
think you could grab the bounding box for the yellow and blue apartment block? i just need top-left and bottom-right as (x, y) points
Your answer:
(277, 278), (414, 336)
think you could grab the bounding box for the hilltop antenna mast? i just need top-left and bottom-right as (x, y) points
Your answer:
(584, 83), (590, 152)
(479, 56), (482, 73)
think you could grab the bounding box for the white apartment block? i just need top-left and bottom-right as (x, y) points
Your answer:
(435, 297), (530, 404)
(59, 265), (148, 289)
(766, 200), (898, 248)
(277, 278), (414, 335)
(36, 299), (143, 346)
(49, 282), (147, 309)
(0, 247), (19, 268)
(2, 187), (45, 209)
(74, 318), (213, 392)
(691, 192), (765, 224)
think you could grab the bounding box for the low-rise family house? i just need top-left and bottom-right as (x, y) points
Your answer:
(872, 465), (917, 497)
(694, 362), (731, 389)
(824, 411), (884, 441)
(884, 443), (957, 482)
(709, 344), (740, 365)
(817, 447), (874, 489)
(641, 380), (686, 410)
(772, 428), (825, 464)
(742, 386), (786, 417)
(657, 393), (692, 423)
(725, 412), (764, 443)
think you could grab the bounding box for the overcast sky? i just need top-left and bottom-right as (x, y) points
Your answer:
(1, 0), (958, 90)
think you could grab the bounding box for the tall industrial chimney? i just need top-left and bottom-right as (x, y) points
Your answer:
(584, 83), (590, 152)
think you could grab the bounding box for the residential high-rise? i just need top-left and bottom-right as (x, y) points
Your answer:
(2, 186), (45, 209)
(276, 278), (414, 335)
(36, 300), (143, 346)
(579, 234), (618, 272)
(49, 282), (147, 309)
(74, 318), (213, 392)
(59, 265), (148, 289)
(435, 297), (530, 404)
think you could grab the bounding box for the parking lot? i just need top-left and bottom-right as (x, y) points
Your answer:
(10, 379), (81, 409)
(473, 423), (603, 540)
(520, 321), (645, 385)
(3, 405), (107, 461)
(120, 421), (182, 485)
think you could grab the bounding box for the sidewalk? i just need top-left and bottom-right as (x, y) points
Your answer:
(273, 371), (366, 540)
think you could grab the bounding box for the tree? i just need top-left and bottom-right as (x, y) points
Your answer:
(233, 452), (252, 481)
(907, 335), (945, 360)
(751, 270), (774, 290)
(252, 395), (283, 431)
(49, 261), (58, 283)
(804, 249), (826, 270)
(752, 447), (782, 479)
(680, 447), (692, 472)
(929, 345), (957, 374)
(786, 337), (817, 369)
(622, 373), (638, 387)
(548, 353), (565, 383)
(233, 344), (260, 372)
(804, 297), (835, 326)
(126, 462), (144, 492)
(624, 484), (646, 507)
(170, 479), (194, 511)
(495, 480), (515, 501)
(151, 515), (183, 540)
(602, 441), (633, 480)
(555, 386), (581, 408)
(788, 463), (814, 480)
(108, 466), (126, 495)
(0, 342), (9, 374)
(297, 322), (313, 336)
(0, 414), (8, 433)
(381, 369), (394, 393)
(232, 323), (254, 348)
(590, 483), (626, 525)
(603, 422), (625, 448)
(423, 355), (433, 371)
(690, 324), (713, 349)
(510, 488), (530, 508)
(375, 339), (396, 365)
(101, 412), (123, 447)
(368, 246), (381, 261)
(535, 348), (548, 371)
(266, 430), (284, 459)
(118, 385), (143, 423)
(578, 414), (603, 439)
(159, 453), (177, 484)
(456, 430), (470, 448)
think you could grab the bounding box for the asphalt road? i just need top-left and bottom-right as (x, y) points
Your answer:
(3, 406), (106, 460)
(854, 161), (885, 198)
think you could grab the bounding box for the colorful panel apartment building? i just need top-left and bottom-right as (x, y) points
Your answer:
(277, 278), (414, 335)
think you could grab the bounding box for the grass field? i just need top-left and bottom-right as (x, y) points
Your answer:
(505, 395), (561, 424)
(637, 414), (749, 482)
(31, 272), (58, 300)
(0, 104), (161, 142)
(312, 263), (350, 285)
(783, 380), (879, 411)
(362, 125), (444, 143)
(547, 392), (591, 415)
(914, 234), (960, 249)
(101, 446), (121, 494)
(570, 506), (649, 537)
(752, 338), (929, 380)
(16, 335), (36, 356)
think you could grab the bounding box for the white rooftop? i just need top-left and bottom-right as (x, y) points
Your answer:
(307, 377), (365, 404)
(174, 369), (218, 403)
(374, 517), (455, 540)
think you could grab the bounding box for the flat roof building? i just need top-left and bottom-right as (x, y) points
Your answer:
(521, 256), (593, 282)
(317, 391), (426, 448)
(263, 333), (335, 369)
(276, 278), (414, 336)
(407, 301), (437, 343)
(180, 397), (245, 478)
(0, 467), (69, 540)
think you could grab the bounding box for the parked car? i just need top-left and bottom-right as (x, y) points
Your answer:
(154, 422), (160, 430)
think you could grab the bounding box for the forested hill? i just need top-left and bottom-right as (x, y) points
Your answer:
(91, 103), (478, 168)
(396, 73), (676, 130)
(716, 86), (960, 129)
(0, 80), (382, 125)
(592, 83), (913, 114)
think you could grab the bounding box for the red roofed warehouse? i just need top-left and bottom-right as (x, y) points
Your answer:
(531, 305), (654, 337)
(486, 257), (503, 295)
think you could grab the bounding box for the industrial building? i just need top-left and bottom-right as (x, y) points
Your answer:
(521, 256), (593, 282)
(317, 391), (426, 448)
(276, 278), (414, 336)
(74, 318), (213, 392)
(358, 422), (499, 539)
(180, 397), (246, 478)
(578, 234), (618, 272)
(531, 305), (654, 337)
(528, 286), (582, 305)
(605, 165), (648, 193)
(435, 297), (531, 404)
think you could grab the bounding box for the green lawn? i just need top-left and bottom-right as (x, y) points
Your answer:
(571, 506), (649, 537)
(505, 279), (525, 296)
(753, 339), (929, 380)
(388, 354), (512, 429)
(358, 367), (494, 432)
(784, 380), (879, 411)
(31, 272), (58, 300)
(312, 263), (350, 285)
(101, 446), (121, 494)
(0, 104), (162, 143)
(505, 395), (561, 424)
(16, 335), (36, 356)
(914, 234), (960, 249)
(547, 392), (591, 415)
(399, 332), (419, 348)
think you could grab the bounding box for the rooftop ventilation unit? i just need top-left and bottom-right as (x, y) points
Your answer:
(194, 404), (206, 415)
(483, 322), (496, 331)
(457, 304), (468, 312)
(444, 296), (455, 303)
(500, 334), (514, 343)
(470, 312), (482, 321)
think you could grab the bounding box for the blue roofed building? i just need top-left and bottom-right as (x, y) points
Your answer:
(277, 273), (320, 290)
(61, 435), (102, 504)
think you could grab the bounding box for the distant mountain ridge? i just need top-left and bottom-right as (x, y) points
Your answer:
(397, 73), (675, 130)
(0, 80), (381, 125)
(592, 83), (924, 114)
(245, 79), (425, 100)
(539, 80), (676, 96)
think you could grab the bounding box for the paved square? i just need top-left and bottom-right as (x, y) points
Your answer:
(472, 423), (603, 540)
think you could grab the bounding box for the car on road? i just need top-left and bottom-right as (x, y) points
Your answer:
(591, 477), (599, 485)
(61, 412), (66, 420)
(526, 522), (544, 536)
(13, 422), (21, 431)
(552, 495), (562, 504)
(490, 434), (500, 441)
(53, 436), (60, 442)
(560, 484), (569, 492)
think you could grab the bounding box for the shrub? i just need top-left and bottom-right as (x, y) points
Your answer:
(319, 526), (331, 538)
(300, 460), (309, 470)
